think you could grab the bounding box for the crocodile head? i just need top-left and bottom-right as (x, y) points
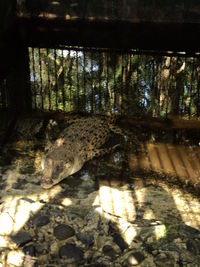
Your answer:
(41, 154), (82, 189)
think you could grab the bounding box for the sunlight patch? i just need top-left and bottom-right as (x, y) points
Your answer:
(61, 197), (72, 206)
(0, 186), (62, 235)
(171, 190), (200, 230)
(123, 226), (138, 245)
(143, 209), (156, 220)
(98, 185), (136, 221)
(154, 225), (166, 240)
(6, 250), (25, 267)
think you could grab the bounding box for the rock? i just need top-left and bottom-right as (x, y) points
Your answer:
(77, 232), (94, 247)
(11, 231), (32, 246)
(33, 215), (50, 227)
(186, 239), (200, 255)
(146, 236), (154, 244)
(20, 166), (35, 174)
(12, 181), (25, 189)
(38, 254), (49, 263)
(53, 224), (75, 240)
(22, 255), (36, 267)
(179, 225), (200, 237)
(86, 264), (107, 267)
(23, 244), (36, 256)
(126, 252), (145, 266)
(7, 250), (25, 267)
(113, 232), (128, 251)
(102, 245), (116, 258)
(50, 242), (59, 255)
(35, 244), (48, 254)
(0, 212), (14, 235)
(59, 243), (83, 263)
(155, 253), (174, 267)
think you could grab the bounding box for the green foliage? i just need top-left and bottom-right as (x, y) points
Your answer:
(29, 47), (200, 118)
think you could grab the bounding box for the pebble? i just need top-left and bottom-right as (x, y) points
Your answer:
(23, 244), (36, 256)
(155, 253), (174, 267)
(59, 243), (83, 263)
(1, 128), (200, 267)
(102, 245), (116, 258)
(53, 224), (75, 240)
(126, 252), (145, 266)
(186, 239), (200, 255)
(50, 242), (59, 255)
(11, 231), (32, 246)
(35, 243), (48, 254)
(12, 181), (25, 189)
(33, 215), (50, 227)
(113, 232), (128, 251)
(6, 250), (25, 267)
(77, 232), (94, 247)
(38, 254), (49, 263)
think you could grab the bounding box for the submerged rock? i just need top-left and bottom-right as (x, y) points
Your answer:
(126, 251), (145, 266)
(23, 244), (36, 257)
(59, 243), (83, 263)
(53, 224), (75, 240)
(186, 239), (200, 255)
(77, 232), (94, 247)
(11, 231), (32, 246)
(33, 215), (50, 227)
(102, 245), (116, 258)
(113, 232), (128, 251)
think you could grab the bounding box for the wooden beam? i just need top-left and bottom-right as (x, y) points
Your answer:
(16, 16), (200, 52)
(14, 0), (200, 52)
(20, 110), (200, 130)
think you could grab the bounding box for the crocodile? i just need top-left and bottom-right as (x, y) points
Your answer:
(41, 116), (124, 189)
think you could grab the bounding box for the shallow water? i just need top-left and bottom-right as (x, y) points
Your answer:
(0, 117), (200, 266)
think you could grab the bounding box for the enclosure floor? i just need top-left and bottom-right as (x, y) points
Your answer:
(0, 137), (200, 267)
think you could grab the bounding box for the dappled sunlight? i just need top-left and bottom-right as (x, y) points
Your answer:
(97, 182), (136, 222)
(1, 248), (36, 267)
(134, 187), (147, 209)
(6, 250), (26, 267)
(169, 188), (200, 230)
(94, 182), (137, 245)
(154, 225), (166, 240)
(3, 167), (21, 191)
(93, 176), (200, 247)
(137, 181), (200, 230)
(61, 197), (73, 206)
(0, 185), (62, 235)
(129, 142), (200, 187)
(143, 209), (156, 220)
(94, 182), (170, 245)
(0, 235), (16, 249)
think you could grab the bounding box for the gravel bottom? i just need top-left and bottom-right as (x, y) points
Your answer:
(0, 138), (200, 267)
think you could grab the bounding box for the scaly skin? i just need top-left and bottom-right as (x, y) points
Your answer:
(41, 116), (121, 189)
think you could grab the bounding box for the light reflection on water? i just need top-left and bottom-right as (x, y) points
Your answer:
(113, 152), (120, 164)
(81, 171), (90, 181)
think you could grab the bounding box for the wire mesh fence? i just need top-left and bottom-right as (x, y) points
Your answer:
(28, 47), (200, 118)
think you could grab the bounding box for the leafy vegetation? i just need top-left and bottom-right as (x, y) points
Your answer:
(29, 47), (200, 119)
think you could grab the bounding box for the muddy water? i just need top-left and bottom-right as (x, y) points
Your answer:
(0, 118), (200, 266)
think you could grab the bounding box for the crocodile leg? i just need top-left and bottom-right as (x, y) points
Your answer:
(109, 124), (138, 144)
